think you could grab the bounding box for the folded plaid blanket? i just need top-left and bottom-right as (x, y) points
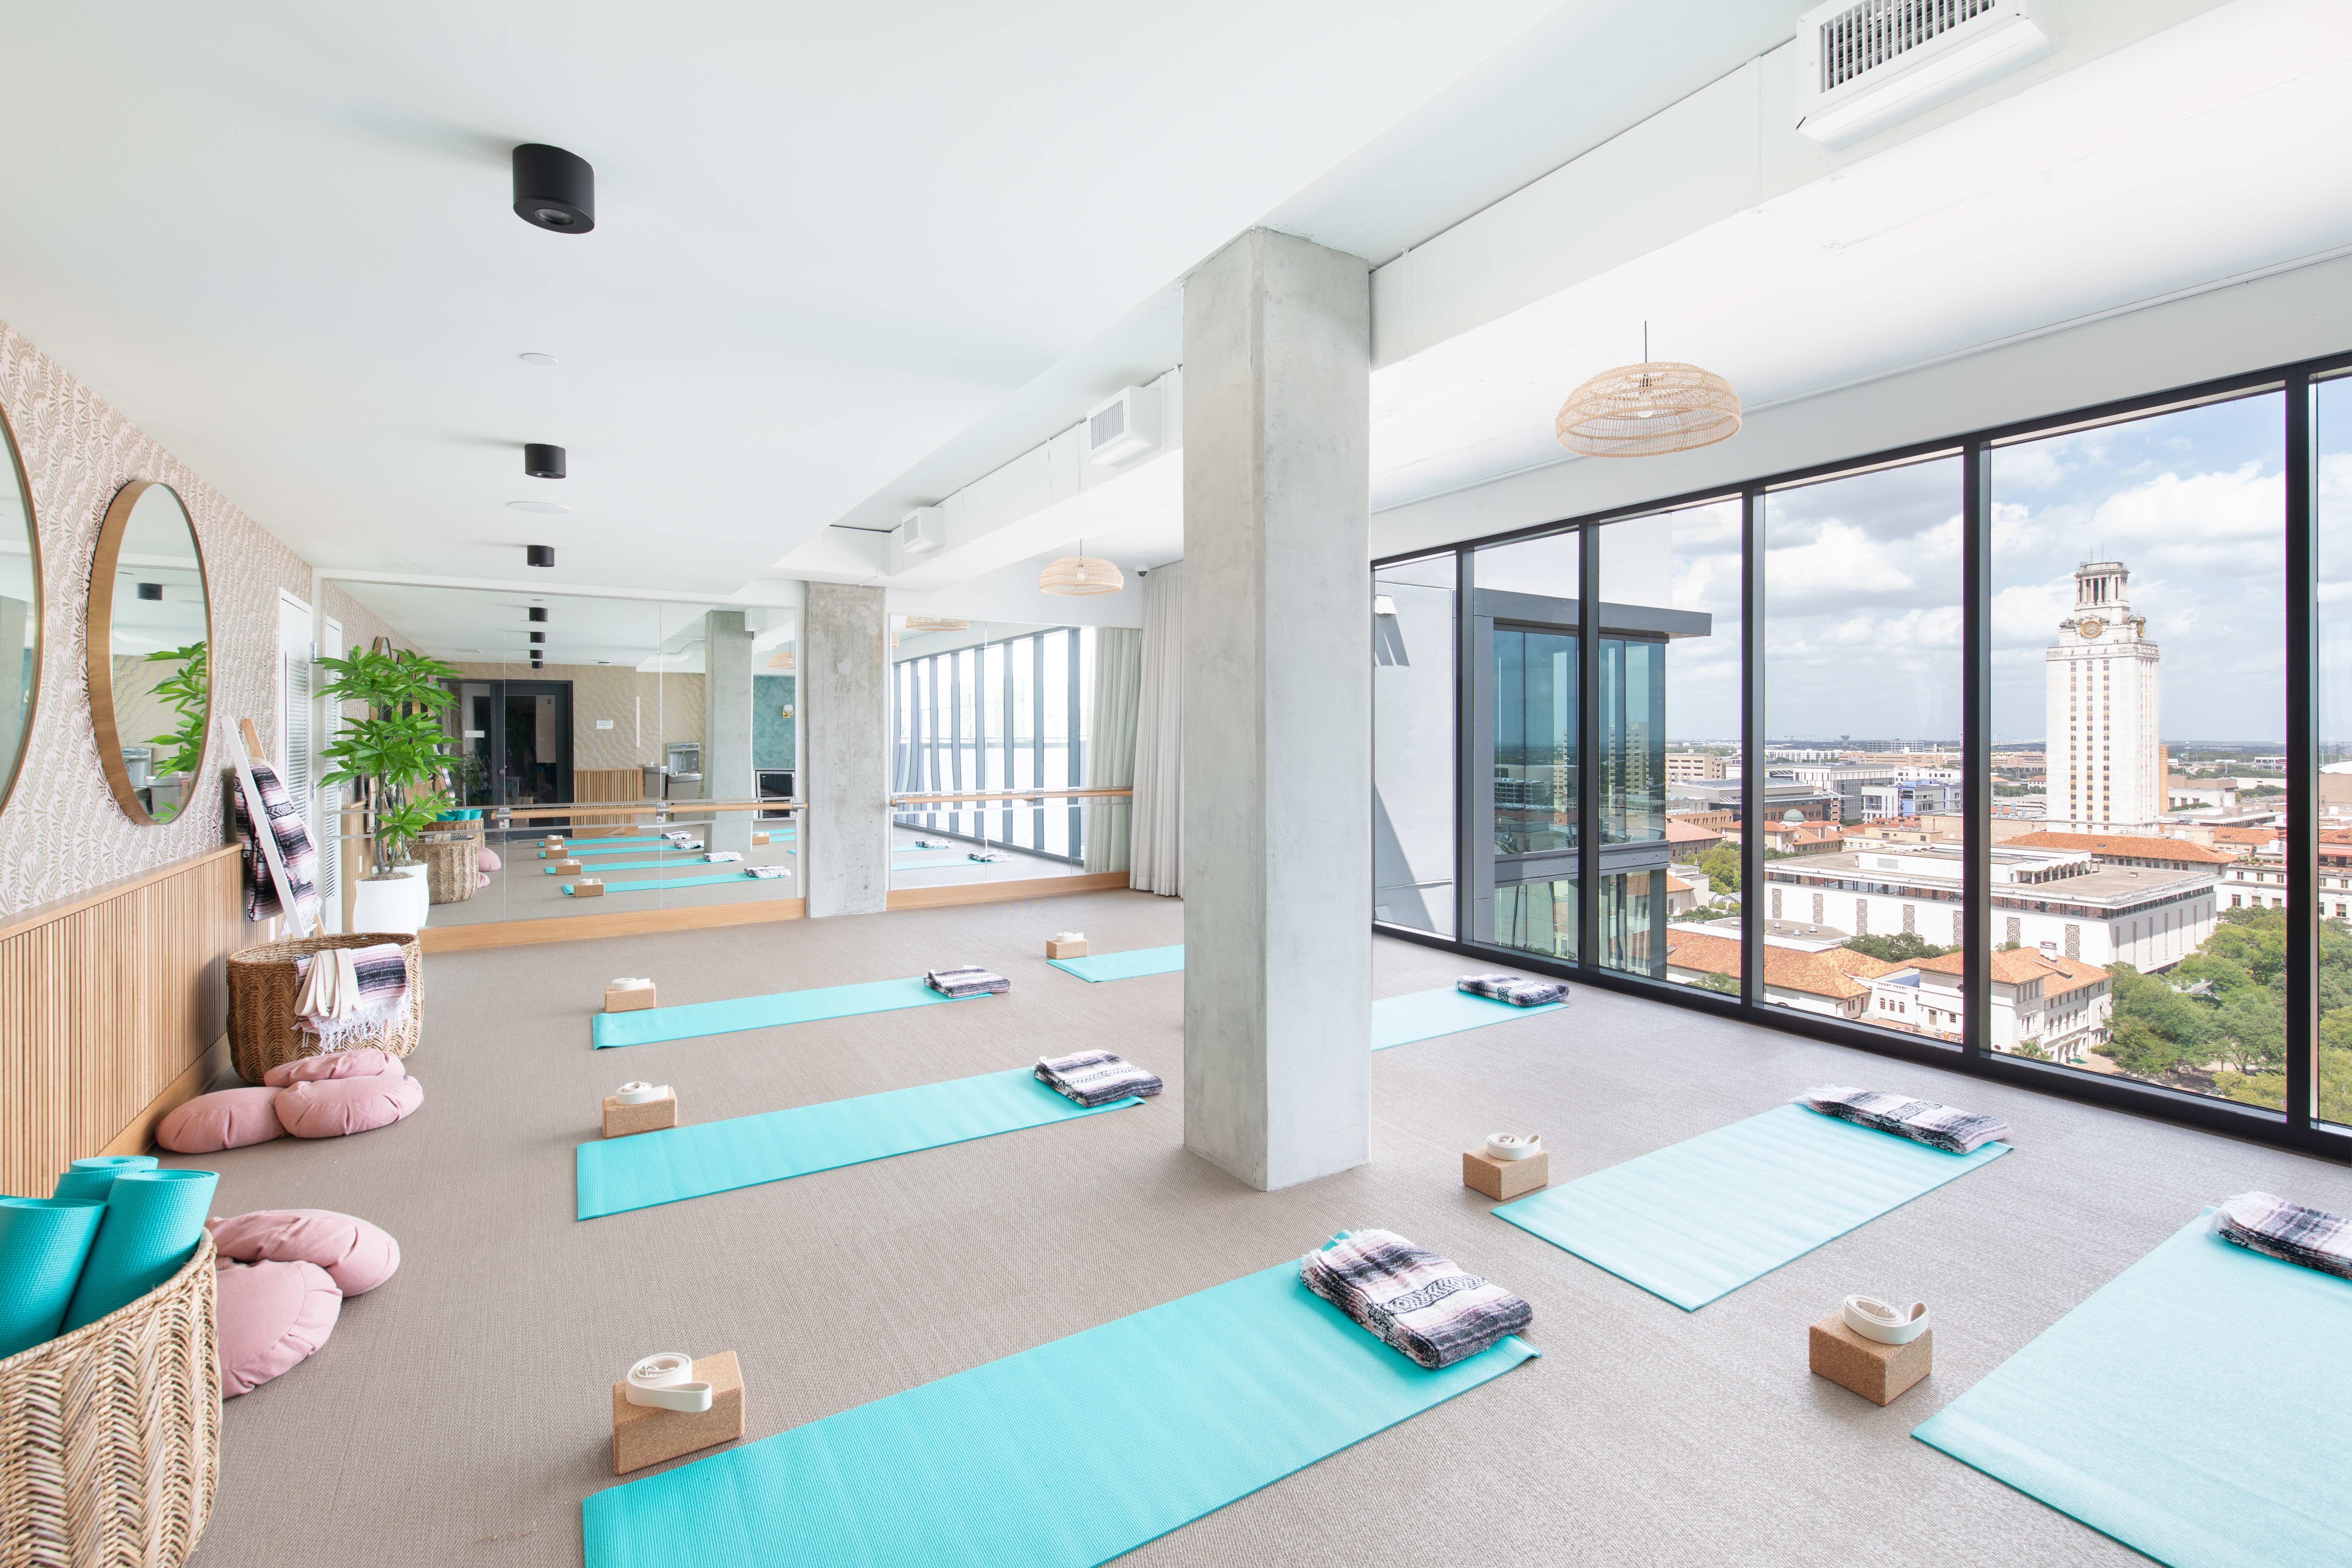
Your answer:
(924, 966), (1009, 998)
(1797, 1085), (2010, 1154)
(1034, 1050), (1162, 1107)
(234, 761), (322, 927)
(1301, 1230), (1531, 1370)
(704, 851), (743, 863)
(2213, 1192), (2352, 1280)
(291, 943), (409, 1052)
(1457, 973), (1569, 1007)
(743, 865), (789, 880)
(968, 851), (1005, 862)
(662, 830), (693, 843)
(915, 839), (948, 848)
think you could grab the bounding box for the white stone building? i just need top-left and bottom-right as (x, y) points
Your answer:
(2046, 561), (2163, 833)
(1764, 841), (2214, 971)
(1865, 950), (2113, 1063)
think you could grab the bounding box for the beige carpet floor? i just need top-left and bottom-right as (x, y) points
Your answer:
(176, 889), (2352, 1566)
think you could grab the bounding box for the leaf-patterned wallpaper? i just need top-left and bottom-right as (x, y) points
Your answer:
(0, 318), (361, 915)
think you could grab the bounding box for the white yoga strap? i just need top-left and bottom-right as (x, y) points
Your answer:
(615, 1082), (670, 1106)
(623, 1352), (713, 1413)
(1841, 1295), (1929, 1344)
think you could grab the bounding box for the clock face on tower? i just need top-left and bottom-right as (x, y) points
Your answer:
(2077, 617), (2105, 640)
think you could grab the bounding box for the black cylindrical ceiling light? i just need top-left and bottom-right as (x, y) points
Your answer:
(528, 606), (548, 623)
(529, 630), (546, 644)
(512, 144), (594, 233)
(524, 443), (567, 479)
(136, 583), (163, 601)
(526, 545), (555, 568)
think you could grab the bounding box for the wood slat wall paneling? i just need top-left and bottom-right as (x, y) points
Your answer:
(0, 845), (241, 1196)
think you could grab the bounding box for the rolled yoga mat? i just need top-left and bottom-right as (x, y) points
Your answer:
(1048, 943), (1186, 982)
(577, 1067), (1140, 1218)
(592, 975), (977, 1049)
(582, 1257), (1537, 1567)
(1493, 1102), (2009, 1310)
(1913, 1212), (2352, 1568)
(1370, 987), (1565, 1050)
(63, 1167), (217, 1331)
(0, 1197), (106, 1357)
(51, 1154), (159, 1204)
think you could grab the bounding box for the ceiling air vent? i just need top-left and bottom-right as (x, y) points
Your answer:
(1796, 0), (2052, 149)
(896, 505), (941, 555)
(1083, 384), (1162, 467)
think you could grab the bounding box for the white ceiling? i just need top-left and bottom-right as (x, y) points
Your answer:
(2, 0), (1665, 603)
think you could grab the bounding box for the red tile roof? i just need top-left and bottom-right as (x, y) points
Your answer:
(1913, 948), (2108, 996)
(1663, 930), (1895, 1001)
(2001, 830), (2235, 865)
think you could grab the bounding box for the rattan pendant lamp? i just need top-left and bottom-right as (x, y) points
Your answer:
(1555, 324), (1742, 458)
(1039, 539), (1124, 596)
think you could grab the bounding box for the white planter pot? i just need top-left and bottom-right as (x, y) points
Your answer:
(351, 871), (429, 935)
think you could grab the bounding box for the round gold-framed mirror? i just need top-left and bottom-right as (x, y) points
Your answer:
(88, 480), (211, 824)
(0, 402), (38, 817)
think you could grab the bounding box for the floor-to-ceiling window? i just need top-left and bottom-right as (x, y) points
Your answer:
(1373, 555), (1456, 935)
(1374, 350), (2346, 1157)
(1992, 392), (2287, 1103)
(1764, 455), (1966, 1035)
(1598, 499), (1741, 985)
(891, 624), (1091, 860)
(1469, 531), (1581, 961)
(2315, 372), (2352, 1127)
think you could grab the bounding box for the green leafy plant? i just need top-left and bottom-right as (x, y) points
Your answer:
(142, 640), (210, 794)
(316, 645), (460, 875)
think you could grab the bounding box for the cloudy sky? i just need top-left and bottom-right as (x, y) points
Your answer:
(1586, 386), (2324, 748)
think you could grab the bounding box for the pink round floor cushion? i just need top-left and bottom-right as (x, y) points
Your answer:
(476, 847), (501, 871)
(156, 1086), (287, 1154)
(262, 1048), (405, 1088)
(209, 1209), (400, 1295)
(274, 1073), (424, 1139)
(214, 1258), (341, 1397)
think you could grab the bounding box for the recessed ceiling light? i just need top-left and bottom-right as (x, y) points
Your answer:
(508, 500), (568, 514)
(519, 352), (559, 367)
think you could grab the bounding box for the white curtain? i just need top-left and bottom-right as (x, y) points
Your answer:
(1129, 563), (1183, 896)
(1083, 628), (1141, 873)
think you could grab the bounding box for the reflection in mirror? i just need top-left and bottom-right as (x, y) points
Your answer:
(0, 405), (37, 814)
(91, 482), (209, 824)
(887, 616), (1138, 892)
(324, 582), (802, 925)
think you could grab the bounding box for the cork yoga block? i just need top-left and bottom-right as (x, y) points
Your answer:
(602, 1092), (677, 1138)
(611, 1351), (744, 1475)
(604, 984), (658, 1013)
(1462, 1147), (1550, 1200)
(1046, 938), (1088, 959)
(1809, 1311), (1932, 1406)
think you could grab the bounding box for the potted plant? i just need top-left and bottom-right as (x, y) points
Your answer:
(316, 644), (461, 933)
(140, 638), (208, 822)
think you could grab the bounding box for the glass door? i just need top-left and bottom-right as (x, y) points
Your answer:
(1476, 620), (1580, 960)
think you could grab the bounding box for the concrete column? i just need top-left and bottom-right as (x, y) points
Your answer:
(703, 610), (754, 853)
(1181, 227), (1372, 1191)
(804, 582), (889, 916)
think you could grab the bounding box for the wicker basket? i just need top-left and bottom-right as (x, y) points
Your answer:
(226, 931), (424, 1083)
(0, 1232), (219, 1568)
(416, 826), (481, 905)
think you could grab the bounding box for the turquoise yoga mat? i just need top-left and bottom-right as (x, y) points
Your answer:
(546, 857), (785, 875)
(582, 1259), (1538, 1566)
(63, 1168), (217, 1332)
(576, 1068), (1140, 1218)
(51, 1154), (158, 1204)
(563, 873), (772, 895)
(1371, 987), (1565, 1050)
(1914, 1214), (2352, 1568)
(1049, 943), (1186, 982)
(592, 975), (976, 1049)
(541, 837), (678, 855)
(0, 1197), (106, 1357)
(1493, 1103), (2009, 1310)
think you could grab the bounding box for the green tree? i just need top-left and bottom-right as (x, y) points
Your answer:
(1843, 931), (1954, 964)
(1696, 970), (1741, 996)
(142, 639), (210, 786)
(1697, 841), (1742, 894)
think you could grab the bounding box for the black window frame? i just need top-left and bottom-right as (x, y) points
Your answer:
(1373, 347), (2352, 1162)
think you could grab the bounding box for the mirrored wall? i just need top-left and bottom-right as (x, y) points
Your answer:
(317, 582), (802, 930)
